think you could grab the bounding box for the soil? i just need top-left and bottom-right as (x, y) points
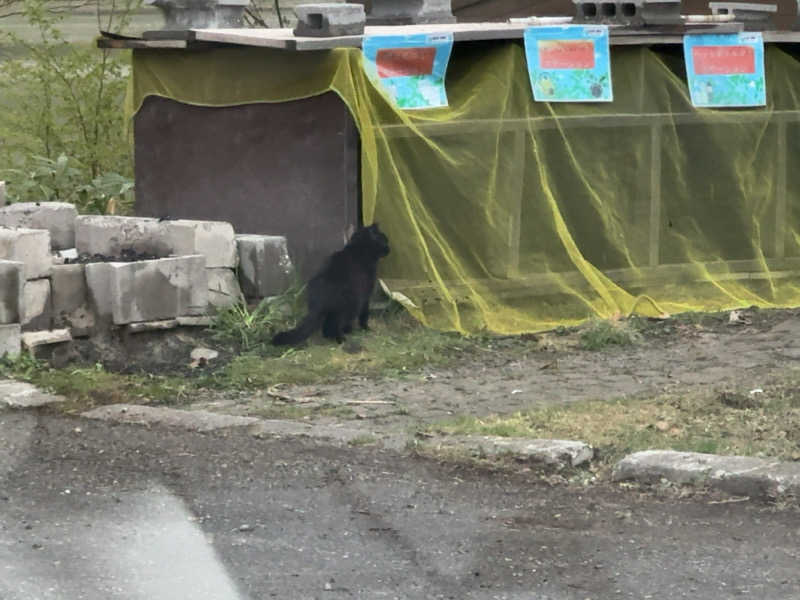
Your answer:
(64, 248), (161, 264)
(189, 307), (800, 435)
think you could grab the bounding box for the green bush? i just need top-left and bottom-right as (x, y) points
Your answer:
(0, 0), (139, 212)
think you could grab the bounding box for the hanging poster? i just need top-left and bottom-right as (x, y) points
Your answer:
(361, 33), (454, 110)
(683, 32), (766, 108)
(523, 25), (612, 102)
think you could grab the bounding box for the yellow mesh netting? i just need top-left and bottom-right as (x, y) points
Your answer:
(127, 42), (800, 334)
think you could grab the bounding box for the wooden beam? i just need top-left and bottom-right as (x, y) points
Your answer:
(649, 123), (662, 267)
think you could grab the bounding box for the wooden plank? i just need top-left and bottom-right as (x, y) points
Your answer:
(379, 110), (800, 139)
(97, 38), (188, 49)
(506, 131), (526, 277)
(649, 123), (662, 267)
(100, 26), (800, 51)
(383, 257), (800, 300)
(775, 118), (788, 258)
(191, 27), (363, 50)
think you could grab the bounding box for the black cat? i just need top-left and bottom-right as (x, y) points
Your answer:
(272, 223), (390, 346)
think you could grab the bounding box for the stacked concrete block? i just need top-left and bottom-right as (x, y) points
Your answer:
(22, 279), (52, 331)
(236, 234), (293, 299)
(164, 219), (238, 268)
(0, 260), (24, 324)
(207, 268), (244, 308)
(293, 3), (366, 37)
(0, 202), (78, 250)
(51, 264), (94, 337)
(75, 215), (180, 258)
(0, 227), (52, 280)
(366, 0), (455, 24)
(85, 255), (207, 325)
(0, 324), (21, 357)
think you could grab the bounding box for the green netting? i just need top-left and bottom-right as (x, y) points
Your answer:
(127, 42), (800, 334)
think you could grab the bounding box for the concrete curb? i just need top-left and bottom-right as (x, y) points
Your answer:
(0, 380), (65, 408)
(418, 435), (593, 468)
(613, 450), (800, 498)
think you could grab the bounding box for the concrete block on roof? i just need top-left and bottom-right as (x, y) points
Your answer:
(0, 323), (21, 358)
(366, 0), (455, 24)
(0, 202), (78, 250)
(294, 3), (366, 37)
(0, 227), (52, 280)
(0, 260), (24, 324)
(573, 0), (647, 26)
(22, 278), (52, 331)
(85, 255), (207, 325)
(235, 234), (294, 299)
(207, 268), (244, 308)
(51, 264), (94, 337)
(165, 219), (237, 268)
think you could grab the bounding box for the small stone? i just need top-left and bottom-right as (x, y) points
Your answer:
(238, 524), (254, 532)
(190, 347), (219, 362)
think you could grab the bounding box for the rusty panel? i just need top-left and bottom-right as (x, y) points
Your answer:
(134, 93), (360, 278)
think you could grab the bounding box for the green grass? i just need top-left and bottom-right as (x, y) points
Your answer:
(425, 380), (800, 469)
(579, 318), (642, 350)
(0, 353), (194, 412)
(206, 309), (480, 389)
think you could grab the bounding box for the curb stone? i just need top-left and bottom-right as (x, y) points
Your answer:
(0, 379), (65, 408)
(613, 450), (800, 498)
(419, 435), (593, 468)
(82, 404), (260, 432)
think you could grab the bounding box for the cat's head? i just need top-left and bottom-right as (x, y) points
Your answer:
(350, 223), (390, 257)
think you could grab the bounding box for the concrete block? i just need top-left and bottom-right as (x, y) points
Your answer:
(367, 0), (455, 24)
(165, 219), (237, 268)
(294, 3), (366, 37)
(208, 268), (244, 308)
(0, 260), (24, 324)
(144, 0), (249, 30)
(85, 255), (207, 325)
(51, 264), (94, 336)
(127, 319), (179, 333)
(235, 234), (293, 299)
(0, 227), (52, 280)
(572, 0), (646, 26)
(0, 202), (77, 250)
(613, 450), (800, 498)
(177, 315), (213, 327)
(22, 279), (52, 331)
(641, 0), (682, 25)
(0, 378), (65, 407)
(0, 323), (21, 357)
(75, 216), (186, 259)
(0, 181), (5, 207)
(21, 328), (72, 349)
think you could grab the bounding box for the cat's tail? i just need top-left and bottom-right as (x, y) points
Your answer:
(271, 312), (324, 346)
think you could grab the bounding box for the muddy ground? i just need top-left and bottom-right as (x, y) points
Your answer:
(183, 308), (800, 436)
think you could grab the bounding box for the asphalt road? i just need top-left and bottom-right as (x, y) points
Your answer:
(1, 409), (799, 600)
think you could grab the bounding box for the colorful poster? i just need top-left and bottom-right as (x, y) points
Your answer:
(683, 32), (766, 108)
(362, 33), (454, 110)
(523, 25), (612, 102)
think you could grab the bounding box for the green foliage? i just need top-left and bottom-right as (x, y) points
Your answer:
(1, 153), (134, 212)
(0, 0), (139, 212)
(208, 283), (306, 352)
(579, 318), (642, 351)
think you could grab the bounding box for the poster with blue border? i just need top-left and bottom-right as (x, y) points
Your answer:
(683, 32), (766, 108)
(362, 33), (454, 110)
(523, 25), (612, 102)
